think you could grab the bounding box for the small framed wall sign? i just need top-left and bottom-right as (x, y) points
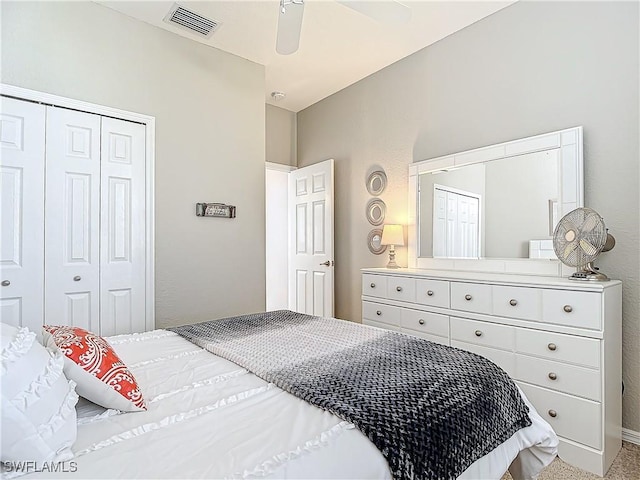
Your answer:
(196, 203), (236, 218)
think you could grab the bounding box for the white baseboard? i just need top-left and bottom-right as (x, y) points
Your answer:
(622, 427), (640, 445)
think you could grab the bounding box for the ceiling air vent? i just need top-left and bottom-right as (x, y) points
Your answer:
(163, 3), (221, 38)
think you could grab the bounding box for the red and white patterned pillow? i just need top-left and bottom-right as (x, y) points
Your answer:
(42, 326), (146, 412)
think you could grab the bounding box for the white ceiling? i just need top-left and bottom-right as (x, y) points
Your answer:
(97, 1), (515, 112)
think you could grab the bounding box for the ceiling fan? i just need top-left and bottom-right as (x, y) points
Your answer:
(276, 0), (412, 55)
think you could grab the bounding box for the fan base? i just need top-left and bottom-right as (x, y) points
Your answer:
(569, 271), (609, 281)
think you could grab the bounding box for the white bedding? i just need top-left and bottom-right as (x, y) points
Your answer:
(24, 330), (557, 479)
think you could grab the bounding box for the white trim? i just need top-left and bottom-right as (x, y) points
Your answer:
(622, 428), (640, 445)
(266, 161), (297, 172)
(409, 126), (583, 277)
(1, 83), (156, 331)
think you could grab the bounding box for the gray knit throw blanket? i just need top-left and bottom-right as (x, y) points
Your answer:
(169, 310), (531, 480)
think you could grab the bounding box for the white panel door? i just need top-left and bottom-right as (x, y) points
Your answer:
(45, 107), (101, 331)
(433, 186), (480, 259)
(288, 159), (334, 317)
(432, 189), (447, 258)
(0, 97), (45, 331)
(100, 117), (146, 335)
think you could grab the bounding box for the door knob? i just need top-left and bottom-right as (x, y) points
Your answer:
(319, 261), (334, 266)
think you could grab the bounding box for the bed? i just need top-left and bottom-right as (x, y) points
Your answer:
(5, 311), (558, 479)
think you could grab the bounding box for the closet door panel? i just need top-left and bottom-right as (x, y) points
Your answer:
(45, 107), (101, 331)
(0, 97), (45, 331)
(100, 118), (146, 335)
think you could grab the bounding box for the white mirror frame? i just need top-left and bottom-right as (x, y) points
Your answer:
(408, 126), (584, 276)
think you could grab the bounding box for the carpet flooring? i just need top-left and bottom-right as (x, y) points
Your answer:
(502, 441), (639, 479)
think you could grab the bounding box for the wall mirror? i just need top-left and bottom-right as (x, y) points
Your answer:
(366, 170), (387, 196)
(366, 198), (386, 226)
(408, 127), (584, 275)
(367, 229), (387, 254)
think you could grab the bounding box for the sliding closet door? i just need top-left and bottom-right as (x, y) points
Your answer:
(45, 107), (101, 330)
(100, 118), (146, 335)
(0, 97), (45, 331)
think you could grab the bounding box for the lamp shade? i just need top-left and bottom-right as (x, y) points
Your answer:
(381, 224), (404, 246)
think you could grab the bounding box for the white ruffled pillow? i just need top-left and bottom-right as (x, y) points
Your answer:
(0, 323), (78, 464)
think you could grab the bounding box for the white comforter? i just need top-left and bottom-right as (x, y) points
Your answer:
(24, 330), (558, 479)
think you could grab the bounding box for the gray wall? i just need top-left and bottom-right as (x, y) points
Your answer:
(1, 1), (267, 327)
(298, 1), (639, 432)
(266, 104), (297, 166)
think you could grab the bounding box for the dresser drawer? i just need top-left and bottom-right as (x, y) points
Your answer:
(363, 318), (401, 333)
(386, 277), (416, 303)
(492, 285), (541, 321)
(515, 354), (601, 401)
(518, 383), (602, 449)
(362, 274), (387, 298)
(415, 279), (450, 308)
(451, 340), (515, 377)
(515, 329), (600, 369)
(542, 290), (601, 330)
(362, 301), (401, 327)
(404, 329), (449, 346)
(401, 309), (449, 338)
(450, 317), (514, 351)
(451, 282), (492, 314)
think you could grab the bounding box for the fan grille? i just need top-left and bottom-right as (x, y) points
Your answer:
(553, 208), (607, 267)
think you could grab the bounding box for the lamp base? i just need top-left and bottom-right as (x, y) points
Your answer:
(386, 246), (400, 269)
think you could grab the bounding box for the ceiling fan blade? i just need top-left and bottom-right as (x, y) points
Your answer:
(276, 1), (305, 55)
(337, 1), (411, 25)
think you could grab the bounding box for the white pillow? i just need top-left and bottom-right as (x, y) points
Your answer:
(0, 323), (78, 465)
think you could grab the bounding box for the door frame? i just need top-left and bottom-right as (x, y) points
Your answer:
(1, 83), (156, 331)
(265, 162), (296, 311)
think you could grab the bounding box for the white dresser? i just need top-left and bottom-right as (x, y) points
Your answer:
(361, 268), (622, 476)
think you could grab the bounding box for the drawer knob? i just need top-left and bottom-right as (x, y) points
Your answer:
(73, 276), (81, 282)
(396, 286), (403, 292)
(548, 409), (557, 418)
(465, 294), (472, 301)
(419, 319), (425, 325)
(376, 310), (382, 316)
(563, 305), (573, 313)
(370, 283), (376, 288)
(548, 343), (557, 351)
(548, 372), (558, 381)
(474, 330), (483, 337)
(509, 299), (518, 306)
(1, 280), (10, 287)
(427, 290), (434, 296)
